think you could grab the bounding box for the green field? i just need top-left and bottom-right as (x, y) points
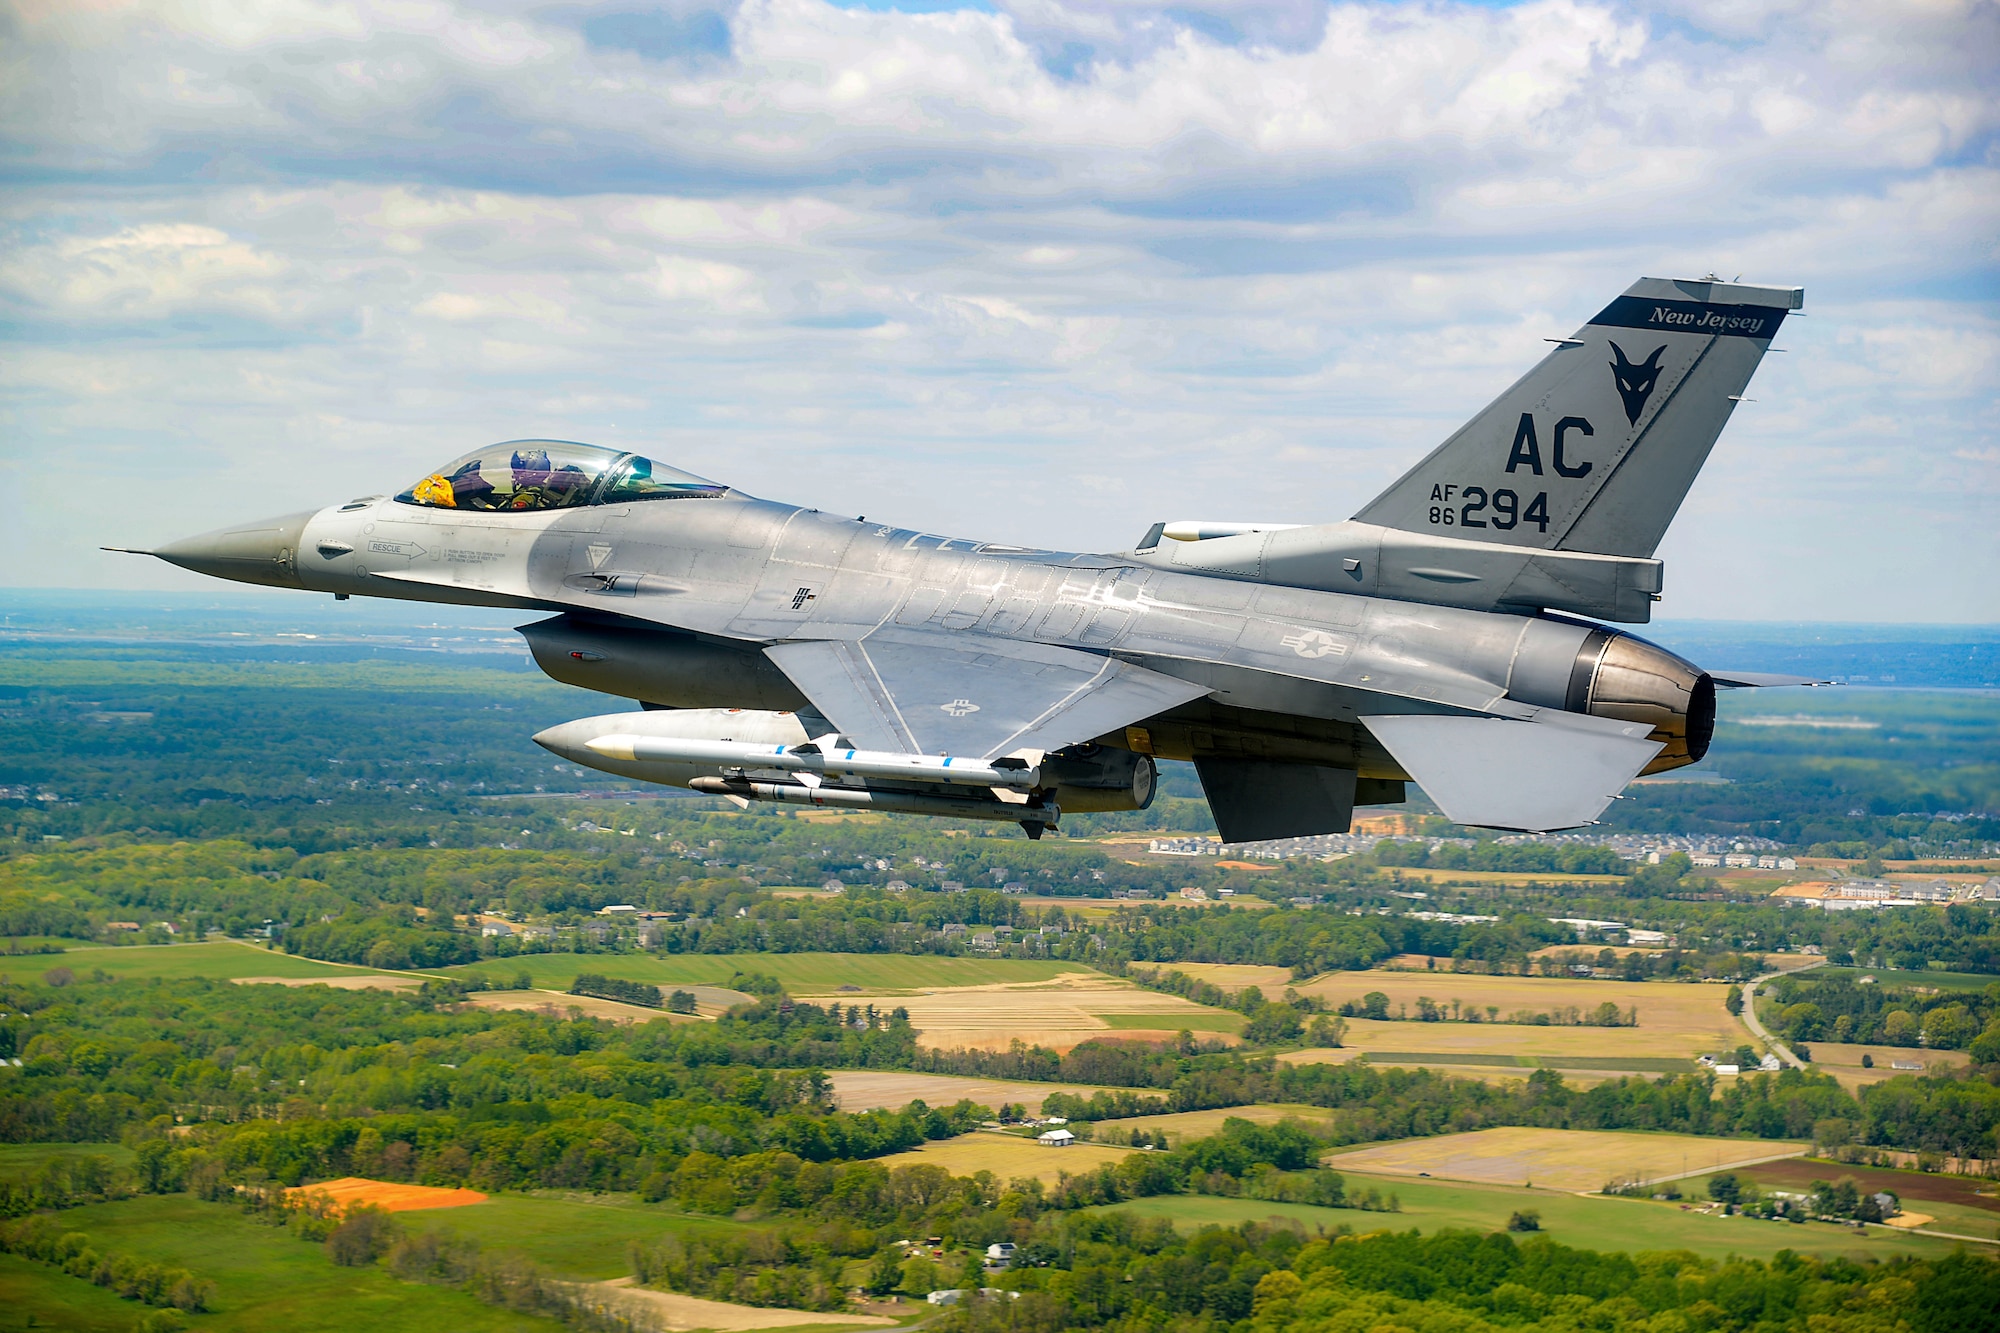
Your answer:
(1, 1194), (559, 1332)
(1101, 1010), (1243, 1032)
(0, 1142), (134, 1177)
(446, 951), (1092, 995)
(0, 937), (78, 954)
(29, 940), (415, 983)
(399, 1192), (753, 1280)
(1809, 966), (1999, 992)
(1101, 1177), (1968, 1264)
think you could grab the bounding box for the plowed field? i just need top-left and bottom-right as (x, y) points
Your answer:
(290, 1177), (487, 1213)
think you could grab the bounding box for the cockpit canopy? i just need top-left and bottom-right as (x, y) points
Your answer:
(395, 441), (727, 513)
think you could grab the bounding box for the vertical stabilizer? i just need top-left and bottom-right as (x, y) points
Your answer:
(1353, 277), (1801, 558)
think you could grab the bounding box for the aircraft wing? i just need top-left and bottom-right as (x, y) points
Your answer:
(764, 630), (1210, 760)
(1362, 711), (1664, 833)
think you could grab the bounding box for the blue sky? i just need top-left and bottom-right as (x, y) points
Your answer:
(2, 0), (1995, 620)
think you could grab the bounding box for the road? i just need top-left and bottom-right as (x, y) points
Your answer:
(1737, 957), (1827, 1070)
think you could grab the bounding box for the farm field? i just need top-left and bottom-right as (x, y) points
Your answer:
(234, 973), (424, 991)
(460, 989), (698, 1025)
(1328, 1127), (1807, 1193)
(2, 1194), (559, 1332)
(1788, 1040), (1971, 1092)
(446, 952), (1085, 996)
(1098, 1178), (1967, 1264)
(0, 1142), (135, 1175)
(1157, 963), (1295, 989)
(396, 1193), (755, 1280)
(33, 940), (415, 983)
(1277, 1050), (1653, 1087)
(1724, 1158), (2000, 1242)
(291, 1177), (487, 1213)
(875, 1129), (1132, 1184)
(1093, 1103), (1334, 1144)
(1288, 970), (1747, 1059)
(1280, 1018), (1711, 1074)
(825, 1070), (1117, 1113)
(804, 972), (1236, 1051)
(597, 1277), (895, 1331)
(1101, 1009), (1243, 1032)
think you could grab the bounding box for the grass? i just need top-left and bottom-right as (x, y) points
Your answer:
(0, 936), (80, 954)
(0, 1142), (134, 1177)
(12, 1194), (560, 1332)
(1098, 1179), (1968, 1264)
(398, 1193), (752, 1280)
(37, 939), (414, 983)
(0, 1252), (148, 1333)
(446, 953), (1091, 995)
(1100, 1010), (1243, 1032)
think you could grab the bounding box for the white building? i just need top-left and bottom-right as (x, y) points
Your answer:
(1037, 1129), (1076, 1147)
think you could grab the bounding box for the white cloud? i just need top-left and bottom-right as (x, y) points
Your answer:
(0, 0), (1993, 620)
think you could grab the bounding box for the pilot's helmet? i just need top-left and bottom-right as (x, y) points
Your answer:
(511, 448), (554, 487)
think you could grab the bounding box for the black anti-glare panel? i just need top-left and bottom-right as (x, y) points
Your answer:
(1193, 758), (1357, 843)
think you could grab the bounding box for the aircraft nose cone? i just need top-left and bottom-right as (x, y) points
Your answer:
(152, 511), (316, 589)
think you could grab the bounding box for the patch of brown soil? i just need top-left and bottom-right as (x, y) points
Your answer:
(290, 1177), (486, 1213)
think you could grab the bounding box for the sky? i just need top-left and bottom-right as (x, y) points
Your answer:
(2, 0), (1995, 621)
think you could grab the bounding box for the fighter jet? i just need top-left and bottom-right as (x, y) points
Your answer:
(128, 276), (1820, 841)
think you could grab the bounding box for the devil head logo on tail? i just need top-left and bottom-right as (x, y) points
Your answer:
(1609, 342), (1668, 426)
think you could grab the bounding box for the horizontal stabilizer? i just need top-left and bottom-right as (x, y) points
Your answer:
(1362, 713), (1664, 832)
(1708, 670), (1833, 689)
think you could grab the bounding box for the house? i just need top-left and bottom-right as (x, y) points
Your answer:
(1002, 882), (1027, 894)
(1037, 1129), (1076, 1147)
(941, 881), (965, 894)
(480, 920), (514, 937)
(1872, 1192), (1899, 1217)
(971, 932), (999, 951)
(1180, 886), (1208, 902)
(1626, 929), (1672, 947)
(926, 1290), (965, 1306)
(885, 880), (911, 893)
(1759, 1053), (1782, 1071)
(599, 905), (639, 915)
(822, 879), (845, 893)
(985, 1242), (1016, 1269)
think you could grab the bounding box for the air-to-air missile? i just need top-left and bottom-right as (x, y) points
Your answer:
(125, 277), (1822, 841)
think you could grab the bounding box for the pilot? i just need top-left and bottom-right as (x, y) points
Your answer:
(507, 448), (589, 510)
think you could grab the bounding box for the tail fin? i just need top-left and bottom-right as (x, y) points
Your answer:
(1353, 277), (1802, 558)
